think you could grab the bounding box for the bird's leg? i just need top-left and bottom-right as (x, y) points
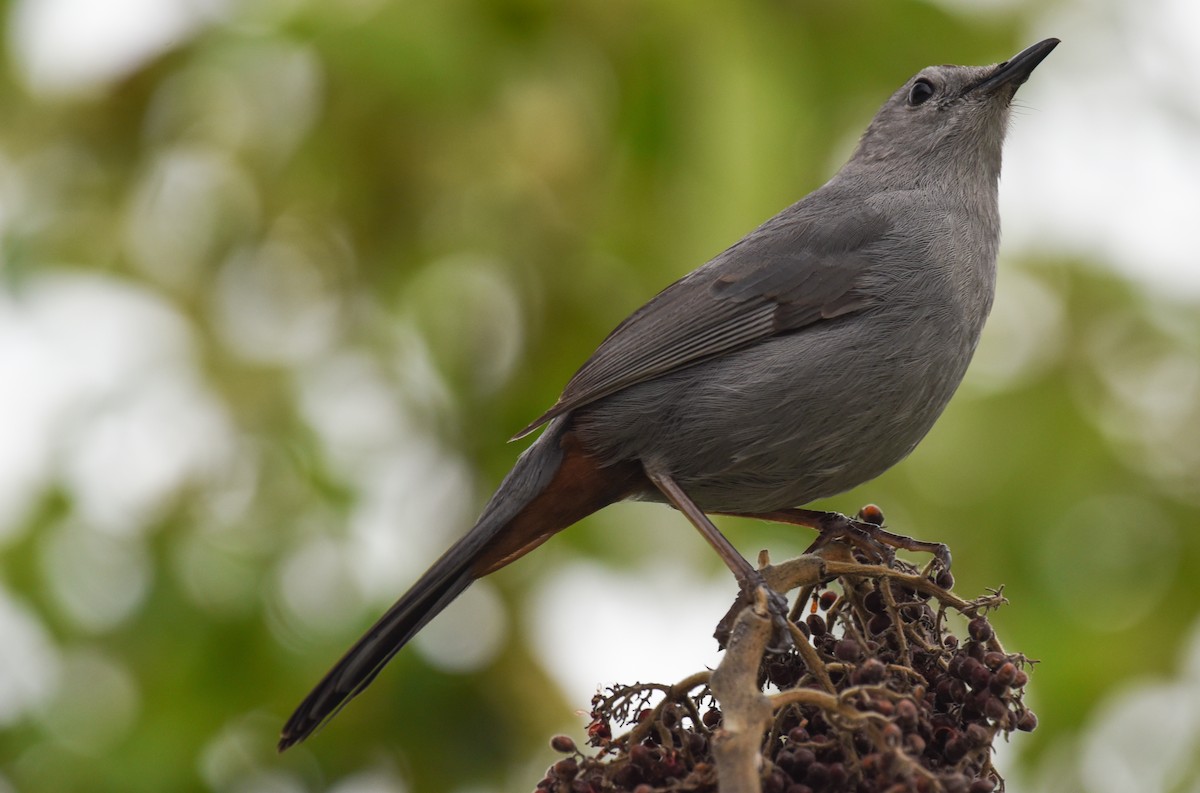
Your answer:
(722, 505), (953, 573)
(645, 467), (792, 650)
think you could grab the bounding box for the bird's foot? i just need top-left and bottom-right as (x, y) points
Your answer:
(717, 504), (951, 576)
(803, 504), (952, 576)
(724, 571), (792, 652)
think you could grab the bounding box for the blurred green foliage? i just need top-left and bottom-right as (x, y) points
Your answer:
(0, 2), (1198, 792)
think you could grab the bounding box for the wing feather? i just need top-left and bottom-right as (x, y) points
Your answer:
(513, 203), (890, 438)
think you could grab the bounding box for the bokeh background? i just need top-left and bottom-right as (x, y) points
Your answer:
(1, 0), (1198, 791)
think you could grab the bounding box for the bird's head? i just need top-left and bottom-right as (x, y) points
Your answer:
(848, 39), (1059, 187)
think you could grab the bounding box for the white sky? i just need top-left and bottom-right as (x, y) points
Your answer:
(1000, 0), (1200, 295)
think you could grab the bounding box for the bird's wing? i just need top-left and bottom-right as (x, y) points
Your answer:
(513, 205), (890, 438)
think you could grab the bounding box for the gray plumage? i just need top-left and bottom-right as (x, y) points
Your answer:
(280, 40), (1058, 749)
(540, 47), (1057, 508)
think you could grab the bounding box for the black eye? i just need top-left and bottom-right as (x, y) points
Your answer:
(908, 78), (935, 106)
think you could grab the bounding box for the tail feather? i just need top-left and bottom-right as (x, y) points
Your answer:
(277, 551), (475, 750)
(279, 420), (577, 751)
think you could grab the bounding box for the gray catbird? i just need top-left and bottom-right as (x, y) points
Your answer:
(279, 38), (1058, 749)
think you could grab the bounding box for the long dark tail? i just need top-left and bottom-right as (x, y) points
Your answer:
(278, 420), (641, 750)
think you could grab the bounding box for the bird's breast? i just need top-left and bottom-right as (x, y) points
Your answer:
(573, 302), (980, 512)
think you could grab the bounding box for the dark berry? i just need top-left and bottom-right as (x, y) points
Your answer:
(932, 726), (957, 748)
(550, 735), (577, 753)
(806, 614), (827, 637)
(965, 723), (990, 748)
(834, 638), (861, 662)
(944, 737), (967, 763)
(611, 765), (642, 788)
(968, 617), (993, 643)
(629, 744), (655, 768)
(804, 762), (830, 788)
(1017, 709), (1039, 732)
(868, 613), (892, 635)
(984, 696), (1010, 724)
(958, 656), (982, 682)
(819, 590), (838, 611)
(553, 758), (579, 780)
(960, 692), (984, 720)
(858, 504), (885, 525)
(889, 581), (918, 602)
(983, 651), (1006, 670)
(793, 747), (816, 768)
(943, 775), (970, 793)
(854, 658), (886, 685)
(764, 769), (789, 793)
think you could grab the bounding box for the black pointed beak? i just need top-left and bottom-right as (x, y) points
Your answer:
(973, 38), (1059, 94)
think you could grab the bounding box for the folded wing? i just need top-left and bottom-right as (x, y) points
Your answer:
(514, 205), (890, 438)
